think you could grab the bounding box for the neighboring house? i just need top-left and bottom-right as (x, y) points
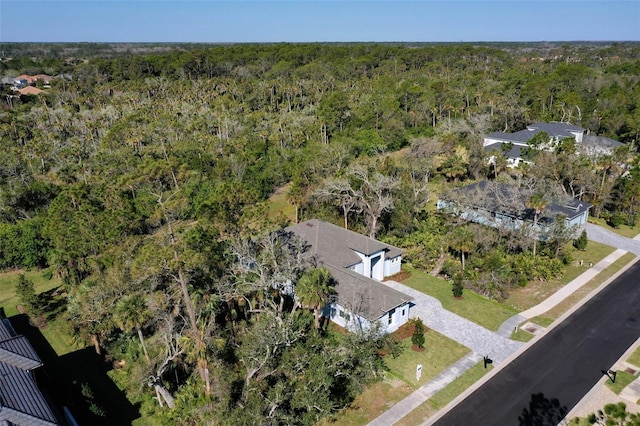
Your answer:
(2, 74), (54, 91)
(18, 86), (44, 96)
(0, 318), (59, 426)
(437, 181), (591, 238)
(484, 122), (622, 167)
(287, 219), (412, 334)
(580, 134), (624, 157)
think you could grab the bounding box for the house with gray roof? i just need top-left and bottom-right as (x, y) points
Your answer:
(287, 219), (412, 334)
(437, 181), (591, 239)
(484, 122), (622, 167)
(0, 319), (59, 426)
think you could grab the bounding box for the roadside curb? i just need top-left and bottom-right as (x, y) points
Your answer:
(424, 252), (640, 426)
(564, 336), (640, 420)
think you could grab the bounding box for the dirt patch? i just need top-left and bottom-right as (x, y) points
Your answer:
(271, 182), (291, 197)
(391, 321), (416, 341)
(385, 270), (412, 282)
(390, 320), (429, 342)
(411, 344), (426, 352)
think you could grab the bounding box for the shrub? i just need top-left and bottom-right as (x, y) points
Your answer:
(573, 230), (588, 251)
(411, 318), (426, 349)
(452, 273), (464, 298)
(607, 213), (625, 229)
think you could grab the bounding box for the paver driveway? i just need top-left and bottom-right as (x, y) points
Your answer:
(384, 280), (523, 364)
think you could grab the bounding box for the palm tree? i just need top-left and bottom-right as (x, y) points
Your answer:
(447, 226), (476, 270)
(439, 156), (468, 183)
(526, 192), (548, 256)
(115, 293), (152, 363)
(293, 267), (335, 330)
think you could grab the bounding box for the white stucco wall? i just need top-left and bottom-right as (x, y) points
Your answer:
(354, 249), (385, 281)
(378, 302), (411, 334)
(384, 256), (402, 277)
(348, 262), (364, 276)
(324, 301), (411, 334)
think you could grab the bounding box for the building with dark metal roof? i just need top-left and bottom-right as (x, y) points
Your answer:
(0, 319), (59, 426)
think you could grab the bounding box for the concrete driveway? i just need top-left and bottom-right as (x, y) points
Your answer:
(586, 222), (640, 255)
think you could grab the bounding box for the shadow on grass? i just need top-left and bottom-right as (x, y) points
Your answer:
(37, 286), (67, 321)
(9, 314), (141, 426)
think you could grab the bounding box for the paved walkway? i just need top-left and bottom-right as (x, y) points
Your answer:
(368, 353), (483, 426)
(367, 223), (640, 426)
(518, 248), (627, 319)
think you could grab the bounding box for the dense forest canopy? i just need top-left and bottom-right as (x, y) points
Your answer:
(1, 42), (639, 424)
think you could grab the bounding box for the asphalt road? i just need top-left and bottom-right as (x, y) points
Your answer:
(432, 260), (640, 426)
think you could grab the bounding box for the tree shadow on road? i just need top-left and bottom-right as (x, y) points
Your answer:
(518, 392), (568, 426)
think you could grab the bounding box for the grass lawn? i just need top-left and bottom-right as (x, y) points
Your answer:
(588, 217), (640, 239)
(530, 316), (555, 328)
(627, 346), (640, 368)
(395, 361), (493, 426)
(319, 376), (414, 426)
(506, 241), (616, 312)
(384, 329), (470, 389)
(531, 252), (637, 323)
(0, 269), (63, 317)
(400, 266), (518, 331)
(511, 328), (535, 342)
(323, 327), (469, 425)
(266, 182), (296, 223)
(605, 370), (636, 395)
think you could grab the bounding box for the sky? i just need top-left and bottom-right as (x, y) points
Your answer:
(1, 1), (639, 43)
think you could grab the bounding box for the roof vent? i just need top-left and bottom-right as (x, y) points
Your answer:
(306, 223), (314, 227)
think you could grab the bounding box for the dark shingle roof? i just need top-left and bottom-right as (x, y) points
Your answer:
(445, 181), (591, 221)
(287, 219), (410, 321)
(528, 122), (585, 138)
(485, 131), (532, 144)
(582, 134), (623, 150)
(324, 265), (412, 322)
(486, 122), (585, 146)
(484, 142), (526, 160)
(287, 219), (403, 268)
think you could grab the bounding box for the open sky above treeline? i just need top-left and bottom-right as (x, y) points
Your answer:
(1, 0), (639, 43)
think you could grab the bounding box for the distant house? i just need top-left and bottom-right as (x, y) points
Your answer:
(18, 86), (44, 96)
(484, 122), (623, 167)
(0, 318), (59, 426)
(287, 219), (412, 334)
(437, 181), (591, 238)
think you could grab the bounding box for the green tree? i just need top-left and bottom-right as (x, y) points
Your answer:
(15, 274), (42, 318)
(293, 267), (335, 330)
(411, 318), (426, 349)
(526, 192), (549, 257)
(439, 155), (468, 182)
(447, 226), (476, 270)
(573, 229), (588, 251)
(114, 293), (152, 363)
(452, 272), (464, 298)
(582, 402), (640, 426)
